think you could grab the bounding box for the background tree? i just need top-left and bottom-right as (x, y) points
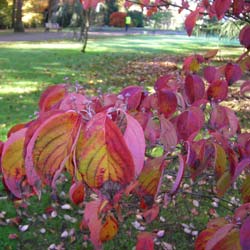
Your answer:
(13, 0), (24, 32)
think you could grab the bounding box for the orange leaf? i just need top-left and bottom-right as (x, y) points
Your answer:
(216, 171), (231, 197)
(204, 49), (219, 60)
(69, 182), (85, 205)
(214, 143), (227, 179)
(100, 214), (119, 242)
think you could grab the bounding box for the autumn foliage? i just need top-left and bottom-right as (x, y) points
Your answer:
(0, 0), (250, 249)
(109, 12), (127, 27)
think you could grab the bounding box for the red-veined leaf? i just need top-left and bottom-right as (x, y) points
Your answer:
(210, 105), (239, 138)
(159, 115), (177, 152)
(59, 93), (89, 112)
(7, 123), (27, 138)
(136, 232), (154, 250)
(157, 89), (177, 118)
(225, 63), (242, 85)
(205, 224), (234, 250)
(195, 228), (218, 250)
(240, 81), (250, 98)
(123, 112), (145, 177)
(213, 0), (231, 20)
(232, 158), (250, 182)
(204, 49), (219, 60)
(184, 74), (205, 104)
(69, 181), (85, 205)
(175, 107), (204, 141)
(120, 86), (143, 110)
(185, 9), (200, 36)
(1, 128), (32, 198)
(39, 84), (67, 113)
(169, 154), (185, 196)
(137, 157), (166, 208)
(239, 25), (250, 49)
(142, 204), (160, 224)
(100, 214), (118, 242)
(240, 216), (250, 250)
(241, 176), (250, 203)
(216, 171), (231, 197)
(25, 111), (82, 190)
(83, 200), (103, 250)
(207, 80), (228, 102)
(76, 112), (135, 189)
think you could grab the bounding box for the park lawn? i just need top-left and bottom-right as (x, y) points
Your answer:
(0, 34), (244, 250)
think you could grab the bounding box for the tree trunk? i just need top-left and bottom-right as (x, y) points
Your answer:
(48, 0), (59, 23)
(81, 9), (91, 53)
(14, 0), (24, 32)
(12, 0), (16, 29)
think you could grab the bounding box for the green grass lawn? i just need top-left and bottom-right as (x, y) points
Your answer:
(0, 34), (243, 250)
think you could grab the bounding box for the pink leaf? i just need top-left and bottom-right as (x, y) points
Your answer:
(169, 155), (185, 196)
(157, 89), (177, 118)
(240, 216), (250, 250)
(185, 9), (200, 36)
(204, 66), (219, 83)
(136, 232), (154, 250)
(232, 158), (250, 182)
(159, 115), (177, 152)
(120, 86), (143, 110)
(83, 200), (103, 249)
(239, 25), (250, 49)
(59, 93), (89, 112)
(240, 81), (250, 97)
(205, 224), (234, 250)
(233, 0), (245, 16)
(154, 74), (179, 92)
(213, 0), (232, 20)
(225, 63), (242, 85)
(144, 117), (160, 146)
(238, 133), (250, 159)
(142, 204), (160, 224)
(184, 74), (205, 104)
(123, 112), (146, 177)
(207, 80), (228, 102)
(175, 107), (204, 141)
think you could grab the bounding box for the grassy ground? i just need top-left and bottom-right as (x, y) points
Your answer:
(0, 34), (245, 249)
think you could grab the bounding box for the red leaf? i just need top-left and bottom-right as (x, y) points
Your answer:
(25, 111), (82, 190)
(195, 228), (218, 250)
(175, 107), (204, 141)
(136, 232), (154, 250)
(1, 128), (32, 198)
(120, 86), (143, 110)
(142, 204), (160, 224)
(69, 182), (85, 205)
(184, 74), (205, 104)
(185, 9), (200, 36)
(144, 117), (160, 146)
(206, 224), (234, 250)
(239, 25), (250, 49)
(7, 123), (27, 138)
(83, 200), (103, 249)
(240, 217), (250, 250)
(238, 133), (250, 159)
(233, 0), (244, 15)
(123, 112), (146, 177)
(183, 55), (204, 73)
(137, 157), (166, 208)
(207, 80), (228, 102)
(76, 112), (135, 189)
(240, 81), (250, 97)
(210, 105), (239, 138)
(39, 84), (67, 113)
(234, 203), (250, 221)
(159, 115), (177, 152)
(225, 63), (242, 85)
(157, 89), (177, 118)
(154, 74), (179, 92)
(213, 0), (232, 20)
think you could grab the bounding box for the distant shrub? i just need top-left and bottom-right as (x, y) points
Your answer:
(128, 11), (144, 27)
(109, 12), (126, 27)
